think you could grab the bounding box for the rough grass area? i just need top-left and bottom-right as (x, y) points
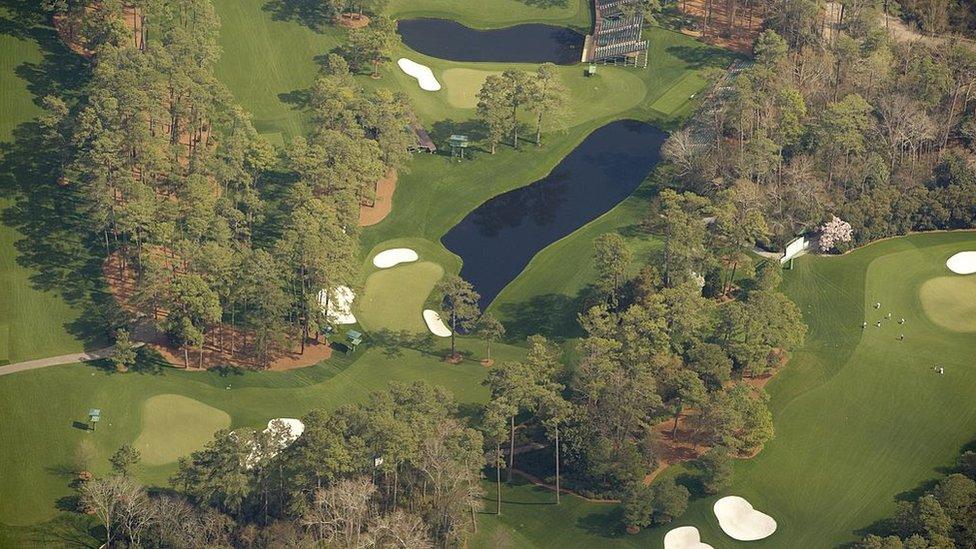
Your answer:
(134, 394), (231, 465)
(358, 261), (445, 333)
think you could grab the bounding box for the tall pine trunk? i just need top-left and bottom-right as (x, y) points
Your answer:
(496, 441), (502, 514)
(555, 424), (561, 505)
(507, 415), (515, 481)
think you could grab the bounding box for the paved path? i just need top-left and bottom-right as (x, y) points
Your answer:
(0, 344), (142, 377)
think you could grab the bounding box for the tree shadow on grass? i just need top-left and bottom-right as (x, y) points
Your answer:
(575, 506), (627, 538)
(262, 0), (332, 32)
(428, 119), (489, 156)
(369, 329), (436, 358)
(0, 3), (112, 351)
(850, 436), (976, 543)
(519, 0), (569, 8)
(27, 512), (100, 549)
(665, 44), (737, 70)
(496, 286), (602, 342)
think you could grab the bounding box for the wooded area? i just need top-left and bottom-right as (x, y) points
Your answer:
(42, 0), (413, 369)
(665, 0), (976, 250)
(29, 0), (976, 546)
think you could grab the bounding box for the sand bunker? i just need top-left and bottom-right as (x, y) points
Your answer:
(398, 58), (441, 91)
(243, 418), (306, 468)
(946, 251), (976, 274)
(320, 286), (356, 325)
(423, 309), (451, 337)
(664, 526), (714, 549)
(713, 496), (777, 541)
(373, 248), (419, 269)
(265, 418), (305, 445)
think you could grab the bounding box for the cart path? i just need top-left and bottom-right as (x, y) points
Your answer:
(0, 344), (143, 377)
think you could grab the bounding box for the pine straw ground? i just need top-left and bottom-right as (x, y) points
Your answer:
(677, 0), (764, 54)
(103, 252), (332, 371)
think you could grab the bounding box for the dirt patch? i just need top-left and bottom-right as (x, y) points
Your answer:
(644, 412), (712, 484)
(642, 355), (787, 485)
(335, 13), (371, 29)
(104, 252), (331, 371)
(359, 170), (397, 226)
(678, 0), (763, 55)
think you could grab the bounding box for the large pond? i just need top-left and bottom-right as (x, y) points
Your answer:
(442, 120), (667, 308)
(397, 18), (584, 65)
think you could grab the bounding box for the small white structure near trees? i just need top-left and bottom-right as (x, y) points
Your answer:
(780, 235), (811, 265)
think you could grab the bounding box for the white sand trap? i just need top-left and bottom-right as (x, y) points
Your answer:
(320, 286), (357, 325)
(398, 58), (441, 91)
(713, 496), (777, 541)
(664, 526), (714, 549)
(373, 248), (419, 269)
(265, 418), (305, 446)
(243, 418), (306, 468)
(946, 251), (976, 274)
(423, 309), (451, 337)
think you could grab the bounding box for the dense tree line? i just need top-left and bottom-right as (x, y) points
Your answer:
(42, 0), (413, 366)
(78, 382), (483, 547)
(665, 1), (976, 251)
(858, 448), (976, 548)
(479, 185), (805, 532)
(898, 0), (976, 36)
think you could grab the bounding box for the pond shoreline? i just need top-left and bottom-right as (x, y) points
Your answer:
(397, 18), (584, 65)
(442, 119), (667, 308)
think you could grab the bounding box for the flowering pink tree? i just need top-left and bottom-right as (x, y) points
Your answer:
(818, 216), (853, 252)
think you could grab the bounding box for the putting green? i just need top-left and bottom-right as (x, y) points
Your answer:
(442, 68), (500, 109)
(358, 261), (445, 333)
(133, 394), (230, 465)
(918, 276), (976, 332)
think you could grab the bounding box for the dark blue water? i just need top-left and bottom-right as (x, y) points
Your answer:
(397, 18), (584, 65)
(442, 120), (667, 308)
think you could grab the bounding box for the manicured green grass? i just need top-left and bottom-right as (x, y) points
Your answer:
(917, 275), (976, 332)
(478, 231), (976, 548)
(441, 67), (500, 108)
(0, 7), (90, 364)
(358, 261), (445, 333)
(648, 71), (707, 117)
(384, 0), (592, 30)
(0, 332), (529, 530)
(214, 0), (730, 138)
(0, 1), (734, 545)
(133, 394), (232, 465)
